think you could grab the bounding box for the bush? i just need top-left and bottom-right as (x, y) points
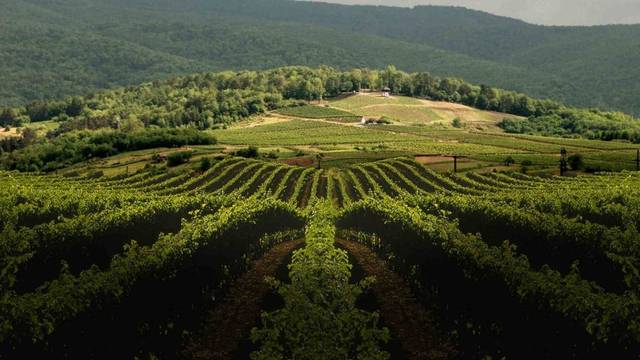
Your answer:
(504, 156), (515, 166)
(167, 151), (193, 167)
(235, 146), (259, 158)
(151, 153), (164, 163)
(199, 157), (213, 171)
(568, 154), (584, 170)
(265, 151), (278, 159)
(452, 117), (463, 128)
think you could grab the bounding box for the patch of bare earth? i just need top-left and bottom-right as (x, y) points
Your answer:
(338, 240), (456, 360)
(185, 240), (302, 360)
(230, 115), (291, 129)
(283, 156), (315, 167)
(415, 155), (455, 164)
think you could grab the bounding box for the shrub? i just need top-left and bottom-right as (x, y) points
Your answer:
(568, 154), (584, 170)
(265, 151), (278, 159)
(235, 146), (259, 158)
(199, 157), (214, 171)
(167, 151), (193, 167)
(504, 156), (515, 166)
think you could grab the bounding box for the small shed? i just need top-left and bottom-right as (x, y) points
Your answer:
(382, 87), (391, 97)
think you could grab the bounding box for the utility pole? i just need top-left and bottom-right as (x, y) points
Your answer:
(453, 156), (459, 173)
(560, 148), (568, 176)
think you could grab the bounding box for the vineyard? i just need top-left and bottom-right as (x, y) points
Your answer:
(1, 157), (640, 359)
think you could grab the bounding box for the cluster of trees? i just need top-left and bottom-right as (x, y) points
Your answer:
(0, 128), (216, 172)
(4, 89), (292, 135)
(166, 151), (193, 167)
(499, 108), (640, 143)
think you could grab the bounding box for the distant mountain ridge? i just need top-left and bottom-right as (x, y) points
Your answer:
(2, 0), (640, 115)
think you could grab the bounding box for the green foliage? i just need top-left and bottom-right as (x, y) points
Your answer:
(504, 156), (515, 166)
(0, 196), (304, 348)
(451, 117), (462, 128)
(4, 0), (640, 117)
(166, 151), (193, 167)
(2, 157), (640, 357)
(199, 156), (213, 171)
(235, 146), (260, 158)
(339, 196), (640, 356)
(0, 128), (216, 172)
(251, 202), (389, 359)
(568, 154), (585, 170)
(499, 108), (640, 143)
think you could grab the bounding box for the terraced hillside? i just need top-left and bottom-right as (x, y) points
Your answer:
(1, 157), (639, 358)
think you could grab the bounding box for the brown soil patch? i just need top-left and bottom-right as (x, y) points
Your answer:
(230, 115), (291, 129)
(338, 240), (455, 360)
(283, 156), (315, 167)
(185, 240), (302, 360)
(415, 156), (455, 164)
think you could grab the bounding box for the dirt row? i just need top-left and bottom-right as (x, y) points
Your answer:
(185, 238), (454, 360)
(338, 240), (456, 360)
(184, 240), (302, 360)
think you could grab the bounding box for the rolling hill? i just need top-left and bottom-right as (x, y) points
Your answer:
(2, 0), (640, 115)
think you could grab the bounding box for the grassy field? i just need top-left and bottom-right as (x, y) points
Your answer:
(329, 93), (521, 129)
(277, 105), (359, 120)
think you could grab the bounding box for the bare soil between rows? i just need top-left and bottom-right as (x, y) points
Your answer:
(185, 240), (302, 360)
(338, 239), (456, 360)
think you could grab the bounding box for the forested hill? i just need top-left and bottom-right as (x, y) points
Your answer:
(3, 0), (640, 115)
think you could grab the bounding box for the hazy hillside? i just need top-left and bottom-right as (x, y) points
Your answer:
(3, 0), (640, 115)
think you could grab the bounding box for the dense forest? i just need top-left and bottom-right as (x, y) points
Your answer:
(2, 66), (640, 172)
(3, 0), (640, 115)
